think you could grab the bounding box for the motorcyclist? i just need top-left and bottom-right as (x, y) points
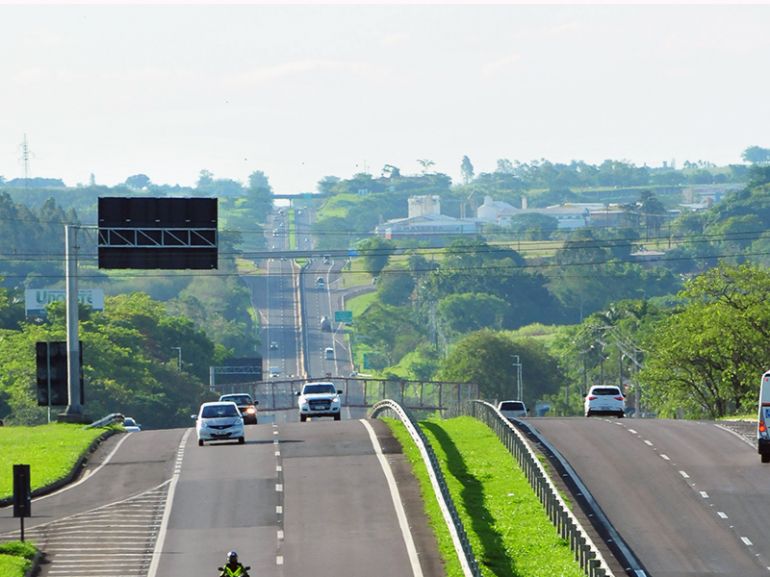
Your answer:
(219, 550), (250, 577)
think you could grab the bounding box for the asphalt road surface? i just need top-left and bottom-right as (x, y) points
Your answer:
(2, 420), (442, 577)
(529, 417), (770, 577)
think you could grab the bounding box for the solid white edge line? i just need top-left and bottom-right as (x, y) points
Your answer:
(34, 433), (133, 502)
(361, 419), (424, 577)
(147, 428), (192, 577)
(713, 423), (756, 448)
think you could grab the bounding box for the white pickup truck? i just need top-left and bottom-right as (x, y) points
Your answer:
(296, 382), (343, 422)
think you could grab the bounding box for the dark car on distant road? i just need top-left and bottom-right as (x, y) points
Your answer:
(219, 393), (259, 425)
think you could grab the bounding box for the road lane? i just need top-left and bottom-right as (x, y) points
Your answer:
(155, 423), (281, 577)
(0, 429), (184, 536)
(530, 417), (769, 577)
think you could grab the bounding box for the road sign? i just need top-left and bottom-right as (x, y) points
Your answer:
(334, 310), (353, 323)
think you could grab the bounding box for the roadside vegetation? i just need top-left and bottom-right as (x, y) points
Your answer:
(0, 424), (112, 500)
(386, 416), (584, 577)
(0, 541), (37, 577)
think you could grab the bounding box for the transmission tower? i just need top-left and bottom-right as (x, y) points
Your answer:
(20, 134), (32, 186)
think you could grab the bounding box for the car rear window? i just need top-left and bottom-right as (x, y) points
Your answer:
(221, 395), (252, 405)
(500, 402), (524, 411)
(201, 404), (239, 418)
(592, 387), (621, 396)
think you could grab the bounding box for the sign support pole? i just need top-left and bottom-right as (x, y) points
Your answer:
(61, 224), (83, 421)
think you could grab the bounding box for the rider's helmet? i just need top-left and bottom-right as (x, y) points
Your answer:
(227, 551), (238, 564)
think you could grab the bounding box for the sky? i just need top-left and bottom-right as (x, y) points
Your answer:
(1, 3), (770, 193)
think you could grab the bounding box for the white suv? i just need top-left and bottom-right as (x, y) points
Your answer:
(497, 400), (528, 420)
(584, 385), (625, 418)
(297, 382), (342, 422)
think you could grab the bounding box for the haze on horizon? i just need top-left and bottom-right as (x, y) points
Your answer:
(1, 4), (769, 193)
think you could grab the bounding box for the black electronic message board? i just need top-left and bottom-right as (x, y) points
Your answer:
(98, 197), (218, 269)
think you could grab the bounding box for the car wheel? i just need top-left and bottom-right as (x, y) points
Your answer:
(762, 453), (770, 464)
(300, 414), (307, 422)
(238, 436), (245, 445)
(198, 439), (204, 447)
(617, 412), (624, 419)
(585, 411), (591, 418)
(334, 414), (341, 421)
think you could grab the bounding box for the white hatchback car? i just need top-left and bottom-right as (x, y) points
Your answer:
(584, 385), (625, 418)
(194, 401), (245, 446)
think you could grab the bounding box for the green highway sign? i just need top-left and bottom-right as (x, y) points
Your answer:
(334, 310), (353, 323)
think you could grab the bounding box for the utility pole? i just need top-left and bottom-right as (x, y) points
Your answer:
(512, 355), (523, 400)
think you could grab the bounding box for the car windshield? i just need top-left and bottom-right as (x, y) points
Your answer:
(221, 395), (252, 405)
(592, 388), (621, 396)
(304, 384), (336, 395)
(201, 404), (240, 418)
(123, 418), (136, 426)
(500, 402), (524, 411)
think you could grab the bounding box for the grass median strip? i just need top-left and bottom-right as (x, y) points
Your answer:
(385, 416), (584, 577)
(0, 540), (38, 577)
(0, 423), (111, 500)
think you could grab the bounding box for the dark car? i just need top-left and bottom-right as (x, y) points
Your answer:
(320, 316), (331, 331)
(218, 393), (259, 425)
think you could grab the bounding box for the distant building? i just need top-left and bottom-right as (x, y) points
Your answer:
(408, 195), (441, 218)
(476, 195), (606, 229)
(375, 195), (481, 243)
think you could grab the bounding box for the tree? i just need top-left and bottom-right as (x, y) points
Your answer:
(436, 329), (563, 405)
(356, 237), (395, 277)
(741, 146), (770, 165)
(317, 175), (341, 194)
(460, 156), (475, 185)
(416, 159), (435, 174)
(381, 164), (401, 179)
(197, 169), (214, 189)
(376, 267), (415, 306)
(496, 159), (515, 174)
(437, 293), (509, 335)
(639, 264), (770, 418)
(125, 174), (151, 189)
(639, 191), (666, 240)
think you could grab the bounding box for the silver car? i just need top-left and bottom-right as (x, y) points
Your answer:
(194, 401), (245, 446)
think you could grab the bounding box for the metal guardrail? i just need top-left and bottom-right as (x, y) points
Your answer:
(466, 401), (641, 577)
(371, 400), (481, 577)
(84, 412), (126, 429)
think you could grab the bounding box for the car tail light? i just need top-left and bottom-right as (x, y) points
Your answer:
(587, 395), (597, 400)
(760, 419), (767, 434)
(614, 396), (624, 401)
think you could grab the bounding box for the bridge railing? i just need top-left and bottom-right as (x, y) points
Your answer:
(210, 377), (478, 415)
(370, 399), (481, 577)
(464, 400), (618, 577)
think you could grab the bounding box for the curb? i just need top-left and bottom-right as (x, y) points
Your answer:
(0, 427), (119, 507)
(23, 549), (43, 577)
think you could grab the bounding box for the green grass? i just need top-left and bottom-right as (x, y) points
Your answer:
(346, 290), (377, 319)
(0, 424), (109, 500)
(0, 541), (37, 577)
(342, 256), (374, 289)
(385, 416), (584, 577)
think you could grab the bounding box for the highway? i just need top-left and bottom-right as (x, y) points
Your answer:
(530, 417), (770, 577)
(1, 421), (442, 577)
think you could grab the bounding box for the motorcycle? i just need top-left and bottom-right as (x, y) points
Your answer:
(217, 565), (251, 577)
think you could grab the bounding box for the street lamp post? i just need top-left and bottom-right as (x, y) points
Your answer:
(171, 347), (182, 371)
(512, 355), (523, 400)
